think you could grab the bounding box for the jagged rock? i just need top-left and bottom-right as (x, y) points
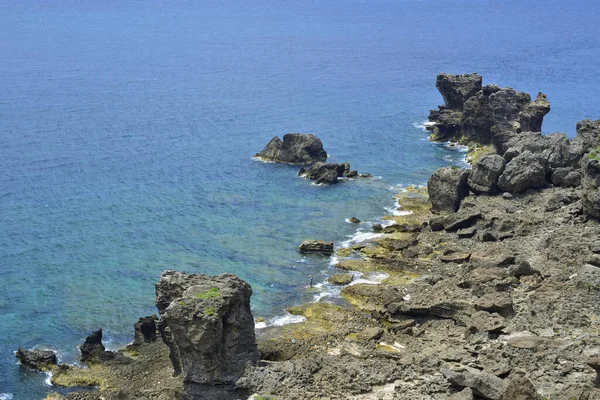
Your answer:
(328, 273), (354, 285)
(457, 226), (477, 238)
(551, 167), (582, 187)
(499, 132), (582, 169)
(574, 119), (600, 152)
(132, 315), (158, 345)
(449, 387), (475, 400)
(545, 191), (579, 211)
(428, 167), (470, 213)
(501, 376), (539, 400)
(470, 248), (515, 267)
(506, 261), (539, 278)
(581, 154), (600, 219)
(586, 355), (600, 386)
(298, 240), (334, 255)
(155, 271), (259, 399)
(345, 170), (358, 178)
(355, 327), (383, 341)
(439, 252), (471, 263)
(468, 154), (506, 194)
(300, 162), (346, 184)
(574, 264), (600, 290)
(468, 311), (506, 333)
(372, 223), (383, 233)
(255, 133), (327, 164)
(442, 368), (507, 400)
(475, 292), (513, 316)
(80, 329), (113, 362)
(430, 209), (482, 231)
(436, 72), (483, 110)
(15, 348), (57, 371)
(497, 151), (547, 194)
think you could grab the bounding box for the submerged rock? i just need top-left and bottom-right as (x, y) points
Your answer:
(298, 240), (334, 255)
(428, 167), (470, 213)
(328, 273), (354, 285)
(15, 348), (57, 371)
(155, 271), (259, 399)
(255, 133), (327, 164)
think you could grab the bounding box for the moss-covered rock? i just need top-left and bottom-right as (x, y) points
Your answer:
(328, 273), (354, 285)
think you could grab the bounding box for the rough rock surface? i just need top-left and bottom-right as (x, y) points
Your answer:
(300, 162), (346, 184)
(436, 73), (483, 110)
(298, 240), (334, 255)
(15, 348), (57, 371)
(328, 273), (354, 285)
(497, 150), (547, 193)
(582, 153), (600, 219)
(428, 167), (470, 213)
(255, 133), (327, 164)
(468, 154), (506, 194)
(132, 315), (158, 345)
(80, 329), (113, 362)
(155, 271), (259, 399)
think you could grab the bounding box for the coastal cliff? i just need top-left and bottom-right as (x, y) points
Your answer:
(34, 75), (600, 400)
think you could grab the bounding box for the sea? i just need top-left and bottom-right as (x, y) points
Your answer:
(1, 0), (599, 398)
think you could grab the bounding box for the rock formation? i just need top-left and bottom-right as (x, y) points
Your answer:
(255, 133), (327, 164)
(582, 150), (600, 219)
(15, 348), (57, 371)
(132, 315), (158, 345)
(298, 240), (334, 255)
(427, 167), (470, 213)
(155, 271), (259, 399)
(80, 329), (115, 362)
(299, 162), (345, 184)
(467, 154), (506, 194)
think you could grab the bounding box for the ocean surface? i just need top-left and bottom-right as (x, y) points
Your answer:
(1, 0), (599, 397)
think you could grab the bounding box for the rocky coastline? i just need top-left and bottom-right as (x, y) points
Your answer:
(20, 74), (600, 400)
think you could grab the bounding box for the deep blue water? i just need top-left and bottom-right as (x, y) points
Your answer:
(1, 0), (599, 398)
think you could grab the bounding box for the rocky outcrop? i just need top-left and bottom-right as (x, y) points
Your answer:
(299, 162), (345, 184)
(467, 154), (506, 194)
(155, 271), (259, 399)
(15, 348), (57, 371)
(427, 73), (550, 144)
(298, 240), (334, 255)
(442, 368), (507, 400)
(132, 315), (158, 345)
(581, 152), (600, 219)
(573, 119), (600, 151)
(497, 150), (547, 193)
(255, 133), (327, 164)
(428, 167), (470, 213)
(80, 329), (115, 362)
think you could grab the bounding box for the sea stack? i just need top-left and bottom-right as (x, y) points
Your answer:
(255, 133), (327, 164)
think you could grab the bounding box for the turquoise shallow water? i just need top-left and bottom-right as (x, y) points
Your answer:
(1, 0), (600, 398)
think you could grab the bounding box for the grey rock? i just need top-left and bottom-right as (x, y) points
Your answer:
(551, 167), (582, 187)
(545, 191), (579, 212)
(505, 331), (543, 350)
(348, 217), (360, 223)
(298, 240), (334, 255)
(436, 73), (483, 110)
(581, 155), (600, 219)
(15, 348), (57, 371)
(155, 271), (259, 399)
(468, 154), (506, 194)
(132, 315), (158, 345)
(442, 368), (507, 400)
(355, 327), (384, 341)
(430, 209), (482, 232)
(80, 329), (114, 362)
(255, 133), (327, 164)
(507, 261), (539, 278)
(328, 273), (354, 286)
(468, 311), (506, 333)
(428, 167), (470, 213)
(573, 119), (600, 152)
(475, 292), (514, 316)
(301, 162), (346, 185)
(372, 223), (383, 233)
(575, 264), (600, 290)
(449, 387), (474, 400)
(457, 226), (477, 238)
(497, 151), (547, 194)
(500, 376), (539, 400)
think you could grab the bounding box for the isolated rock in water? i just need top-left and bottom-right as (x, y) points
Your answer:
(581, 154), (600, 219)
(349, 217), (360, 223)
(427, 73), (550, 144)
(132, 315), (158, 345)
(428, 167), (470, 213)
(468, 154), (506, 194)
(497, 151), (547, 194)
(15, 348), (57, 371)
(255, 133), (327, 164)
(436, 72), (483, 110)
(442, 368), (507, 400)
(500, 376), (539, 400)
(155, 271), (259, 399)
(301, 162), (346, 184)
(298, 240), (334, 255)
(80, 329), (110, 362)
(328, 273), (354, 285)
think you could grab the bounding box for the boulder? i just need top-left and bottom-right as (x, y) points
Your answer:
(328, 273), (354, 285)
(298, 240), (334, 255)
(497, 151), (547, 193)
(551, 167), (582, 187)
(506, 261), (539, 278)
(255, 133), (327, 164)
(442, 368), (507, 400)
(468, 154), (506, 194)
(155, 271), (259, 399)
(348, 217), (360, 223)
(468, 311), (506, 333)
(132, 315), (158, 345)
(586, 355), (600, 386)
(574, 119), (600, 152)
(574, 264), (600, 290)
(15, 348), (57, 371)
(581, 153), (600, 219)
(501, 376), (539, 400)
(300, 162), (346, 185)
(449, 387), (475, 400)
(475, 292), (513, 316)
(436, 73), (483, 110)
(428, 167), (470, 213)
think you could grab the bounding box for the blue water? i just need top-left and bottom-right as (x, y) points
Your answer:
(1, 0), (599, 398)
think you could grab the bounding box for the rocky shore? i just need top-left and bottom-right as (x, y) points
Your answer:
(20, 74), (600, 400)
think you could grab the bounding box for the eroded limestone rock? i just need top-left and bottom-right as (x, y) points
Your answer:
(255, 133), (327, 164)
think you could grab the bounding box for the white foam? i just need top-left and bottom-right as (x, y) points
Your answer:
(0, 394), (13, 400)
(44, 371), (53, 386)
(348, 231), (382, 244)
(349, 272), (389, 286)
(254, 321), (267, 330)
(251, 156), (276, 163)
(413, 121), (435, 131)
(268, 314), (306, 326)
